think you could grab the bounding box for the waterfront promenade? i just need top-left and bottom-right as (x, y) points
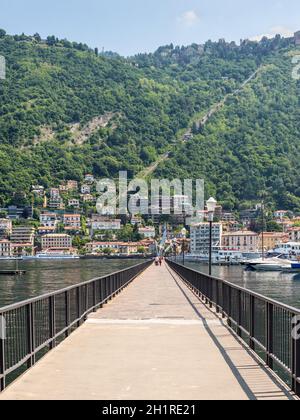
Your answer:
(0, 263), (294, 400)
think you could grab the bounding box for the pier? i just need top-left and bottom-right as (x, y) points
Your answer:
(0, 260), (299, 400)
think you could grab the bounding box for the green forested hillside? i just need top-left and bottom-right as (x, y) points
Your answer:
(0, 30), (299, 210)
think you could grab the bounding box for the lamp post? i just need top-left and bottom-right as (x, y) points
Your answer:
(206, 197), (217, 276)
(181, 228), (187, 265)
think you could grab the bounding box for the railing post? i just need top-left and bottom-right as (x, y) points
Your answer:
(249, 295), (255, 350)
(266, 302), (274, 369)
(237, 290), (242, 338)
(228, 287), (232, 328)
(76, 287), (81, 327)
(49, 296), (56, 349)
(93, 281), (97, 312)
(65, 291), (70, 337)
(292, 316), (300, 396)
(222, 283), (226, 319)
(27, 303), (35, 367)
(0, 315), (5, 391)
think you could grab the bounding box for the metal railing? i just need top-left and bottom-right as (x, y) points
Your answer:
(0, 260), (152, 391)
(167, 259), (300, 397)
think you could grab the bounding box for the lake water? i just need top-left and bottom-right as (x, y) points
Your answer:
(1, 259), (300, 311)
(0, 259), (142, 308)
(184, 261), (300, 309)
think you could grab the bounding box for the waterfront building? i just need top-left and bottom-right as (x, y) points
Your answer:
(258, 232), (289, 251)
(10, 226), (35, 245)
(222, 230), (259, 253)
(138, 227), (156, 239)
(41, 234), (72, 251)
(190, 223), (222, 255)
(0, 240), (11, 257)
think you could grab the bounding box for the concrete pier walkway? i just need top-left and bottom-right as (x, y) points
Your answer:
(0, 263), (294, 400)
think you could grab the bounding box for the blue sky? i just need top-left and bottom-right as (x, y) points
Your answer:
(0, 0), (299, 56)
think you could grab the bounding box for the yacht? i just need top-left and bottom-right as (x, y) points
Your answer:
(186, 249), (244, 265)
(244, 256), (293, 272)
(268, 242), (300, 259)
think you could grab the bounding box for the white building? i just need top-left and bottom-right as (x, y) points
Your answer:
(81, 184), (91, 195)
(40, 213), (58, 228)
(138, 227), (156, 239)
(190, 223), (222, 255)
(68, 199), (80, 209)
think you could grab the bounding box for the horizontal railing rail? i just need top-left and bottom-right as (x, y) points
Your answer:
(167, 259), (300, 397)
(0, 260), (152, 391)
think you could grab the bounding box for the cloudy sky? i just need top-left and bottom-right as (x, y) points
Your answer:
(0, 0), (299, 55)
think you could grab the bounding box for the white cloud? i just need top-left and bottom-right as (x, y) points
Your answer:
(250, 26), (294, 42)
(178, 10), (200, 27)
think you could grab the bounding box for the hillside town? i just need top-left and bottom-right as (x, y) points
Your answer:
(0, 176), (299, 260)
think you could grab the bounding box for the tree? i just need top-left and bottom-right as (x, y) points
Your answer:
(33, 33), (41, 42)
(0, 29), (6, 38)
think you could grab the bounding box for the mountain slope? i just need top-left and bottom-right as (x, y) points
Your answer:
(155, 48), (300, 211)
(0, 31), (299, 211)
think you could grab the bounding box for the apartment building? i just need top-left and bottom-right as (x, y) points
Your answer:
(63, 214), (81, 230)
(222, 231), (259, 253)
(190, 223), (222, 255)
(10, 226), (35, 245)
(41, 234), (72, 250)
(40, 212), (58, 228)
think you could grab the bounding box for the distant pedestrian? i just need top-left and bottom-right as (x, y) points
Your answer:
(155, 257), (159, 266)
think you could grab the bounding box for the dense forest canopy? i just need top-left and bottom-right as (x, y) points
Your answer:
(0, 29), (299, 211)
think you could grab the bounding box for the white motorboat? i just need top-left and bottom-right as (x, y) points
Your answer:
(244, 256), (292, 272)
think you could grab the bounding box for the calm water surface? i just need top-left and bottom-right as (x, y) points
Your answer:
(184, 261), (300, 309)
(1, 259), (300, 311)
(0, 259), (142, 308)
